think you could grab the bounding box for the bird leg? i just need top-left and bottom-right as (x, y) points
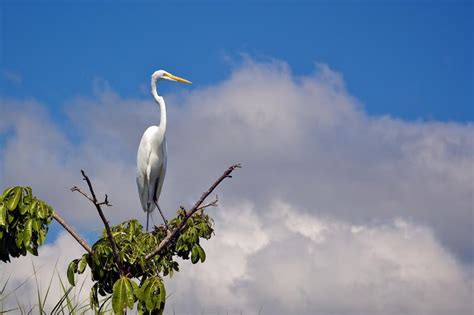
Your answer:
(154, 200), (169, 230)
(146, 211), (150, 232)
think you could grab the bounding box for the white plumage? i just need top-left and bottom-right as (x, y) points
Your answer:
(136, 70), (191, 231)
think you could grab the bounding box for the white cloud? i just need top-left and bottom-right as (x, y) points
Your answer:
(167, 201), (472, 315)
(0, 58), (473, 314)
(0, 232), (92, 312)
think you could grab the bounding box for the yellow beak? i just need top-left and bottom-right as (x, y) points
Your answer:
(167, 73), (192, 84)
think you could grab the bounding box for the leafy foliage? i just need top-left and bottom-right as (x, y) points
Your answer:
(0, 185), (217, 314)
(68, 209), (214, 314)
(0, 187), (53, 262)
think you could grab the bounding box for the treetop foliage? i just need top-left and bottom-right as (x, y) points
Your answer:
(0, 186), (53, 262)
(69, 211), (214, 314)
(0, 185), (216, 314)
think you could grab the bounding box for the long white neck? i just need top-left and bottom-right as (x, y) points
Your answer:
(151, 76), (167, 131)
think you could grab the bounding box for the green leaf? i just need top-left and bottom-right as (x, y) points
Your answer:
(90, 283), (99, 309)
(138, 277), (166, 312)
(191, 245), (199, 264)
(23, 219), (33, 246)
(37, 202), (46, 219)
(130, 280), (140, 300)
(38, 229), (46, 245)
(27, 198), (38, 216)
(137, 278), (150, 302)
(24, 187), (33, 199)
(78, 255), (88, 273)
(93, 249), (101, 265)
(158, 279), (166, 306)
(7, 212), (14, 223)
(19, 202), (29, 215)
(125, 279), (135, 308)
(26, 245), (38, 256)
(6, 187), (22, 211)
(15, 233), (23, 247)
(112, 277), (134, 314)
(0, 203), (7, 226)
(67, 259), (78, 286)
(1, 187), (14, 200)
(196, 244), (206, 263)
(31, 219), (40, 232)
(143, 279), (156, 311)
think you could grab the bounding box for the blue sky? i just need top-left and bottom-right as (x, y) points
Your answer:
(1, 1), (472, 122)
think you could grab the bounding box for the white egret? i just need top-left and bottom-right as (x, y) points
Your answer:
(137, 70), (191, 231)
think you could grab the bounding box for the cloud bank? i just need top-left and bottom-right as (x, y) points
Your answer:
(0, 59), (472, 314)
(0, 233), (91, 312)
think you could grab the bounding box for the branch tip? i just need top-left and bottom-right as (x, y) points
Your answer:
(75, 169), (124, 275)
(145, 163), (240, 261)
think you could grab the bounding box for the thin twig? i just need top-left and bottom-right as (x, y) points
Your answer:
(51, 212), (92, 254)
(145, 164), (241, 261)
(97, 194), (112, 206)
(73, 170), (125, 275)
(195, 195), (219, 211)
(70, 186), (94, 204)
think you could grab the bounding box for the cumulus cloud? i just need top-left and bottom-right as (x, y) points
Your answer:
(0, 232), (91, 312)
(166, 201), (472, 315)
(0, 58), (473, 314)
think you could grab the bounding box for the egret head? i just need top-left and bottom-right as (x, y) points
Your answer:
(152, 70), (192, 84)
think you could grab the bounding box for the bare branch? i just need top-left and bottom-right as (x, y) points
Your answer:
(97, 194), (112, 207)
(80, 170), (98, 202)
(196, 194), (219, 211)
(70, 186), (94, 203)
(145, 163), (241, 261)
(52, 212), (92, 254)
(76, 170), (125, 275)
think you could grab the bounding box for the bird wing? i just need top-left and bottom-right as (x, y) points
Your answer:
(152, 139), (167, 204)
(137, 136), (151, 212)
(136, 126), (166, 213)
